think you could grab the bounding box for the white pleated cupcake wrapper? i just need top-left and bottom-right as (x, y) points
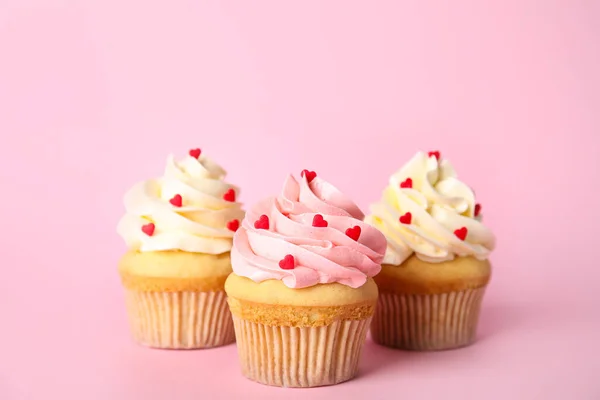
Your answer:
(370, 287), (486, 351)
(124, 290), (235, 349)
(232, 316), (372, 387)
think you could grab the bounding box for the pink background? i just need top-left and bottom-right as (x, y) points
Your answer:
(1, 0), (599, 398)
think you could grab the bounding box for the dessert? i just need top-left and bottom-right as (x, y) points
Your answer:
(117, 148), (244, 349)
(225, 171), (386, 387)
(365, 151), (496, 350)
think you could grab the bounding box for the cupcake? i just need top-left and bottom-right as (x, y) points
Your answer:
(117, 148), (244, 349)
(225, 171), (386, 387)
(365, 151), (496, 351)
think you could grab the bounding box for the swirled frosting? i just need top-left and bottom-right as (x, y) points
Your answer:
(231, 173), (387, 289)
(117, 151), (244, 254)
(365, 151), (496, 265)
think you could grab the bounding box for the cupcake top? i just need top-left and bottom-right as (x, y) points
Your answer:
(117, 148), (244, 254)
(365, 151), (496, 265)
(231, 171), (387, 289)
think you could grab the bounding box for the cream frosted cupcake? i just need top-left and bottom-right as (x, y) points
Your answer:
(365, 151), (496, 351)
(117, 148), (244, 349)
(225, 171), (386, 387)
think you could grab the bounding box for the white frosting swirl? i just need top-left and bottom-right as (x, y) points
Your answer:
(365, 151), (496, 264)
(117, 153), (244, 254)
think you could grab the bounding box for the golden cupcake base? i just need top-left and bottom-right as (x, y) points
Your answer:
(119, 250), (235, 349)
(225, 274), (378, 387)
(371, 256), (491, 351)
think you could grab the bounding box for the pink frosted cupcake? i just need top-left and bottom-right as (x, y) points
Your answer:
(225, 171), (387, 387)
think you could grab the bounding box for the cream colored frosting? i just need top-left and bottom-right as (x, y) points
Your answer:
(117, 153), (244, 254)
(365, 151), (496, 264)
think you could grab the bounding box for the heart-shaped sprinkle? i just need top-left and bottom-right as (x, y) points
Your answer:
(399, 212), (412, 224)
(169, 194), (182, 207)
(345, 226), (361, 241)
(454, 227), (468, 241)
(279, 254), (296, 270)
(141, 223), (155, 236)
(312, 214), (328, 227)
(301, 169), (317, 183)
(189, 148), (201, 159)
(428, 151), (441, 160)
(254, 214), (270, 230)
(474, 203), (482, 217)
(227, 219), (240, 232)
(400, 178), (413, 189)
(223, 189), (236, 202)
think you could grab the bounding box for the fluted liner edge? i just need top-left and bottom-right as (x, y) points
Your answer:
(232, 316), (371, 387)
(370, 287), (486, 350)
(124, 290), (235, 349)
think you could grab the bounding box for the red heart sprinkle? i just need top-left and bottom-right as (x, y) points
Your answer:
(312, 214), (328, 227)
(301, 169), (317, 183)
(223, 189), (236, 202)
(254, 214), (270, 230)
(227, 219), (240, 232)
(189, 148), (201, 159)
(454, 227), (468, 241)
(279, 254), (296, 270)
(169, 194), (182, 207)
(141, 223), (155, 236)
(400, 178), (413, 189)
(345, 226), (361, 241)
(474, 203), (482, 217)
(399, 212), (412, 224)
(428, 151), (441, 160)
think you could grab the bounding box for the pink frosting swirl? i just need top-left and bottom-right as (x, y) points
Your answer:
(231, 174), (387, 289)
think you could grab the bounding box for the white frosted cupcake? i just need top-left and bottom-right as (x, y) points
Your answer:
(365, 151), (496, 350)
(117, 148), (244, 349)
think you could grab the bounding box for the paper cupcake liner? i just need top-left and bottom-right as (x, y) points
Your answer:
(124, 289), (235, 349)
(231, 316), (372, 387)
(370, 287), (486, 350)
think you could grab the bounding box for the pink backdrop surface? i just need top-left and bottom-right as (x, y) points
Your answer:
(1, 0), (599, 399)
